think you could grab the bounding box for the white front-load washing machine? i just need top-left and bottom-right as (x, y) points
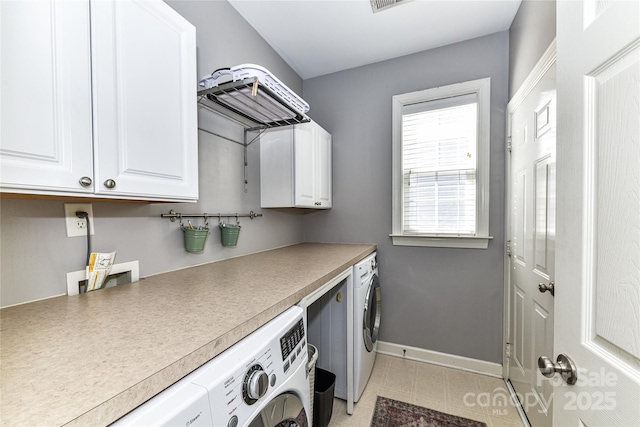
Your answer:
(113, 306), (310, 427)
(353, 252), (381, 402)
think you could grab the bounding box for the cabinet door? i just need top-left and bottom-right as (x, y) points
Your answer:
(260, 126), (295, 208)
(293, 124), (316, 208)
(0, 0), (93, 194)
(315, 125), (332, 208)
(91, 0), (198, 201)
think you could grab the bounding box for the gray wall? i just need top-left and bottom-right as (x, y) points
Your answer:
(302, 32), (509, 363)
(509, 0), (556, 98)
(0, 0), (304, 307)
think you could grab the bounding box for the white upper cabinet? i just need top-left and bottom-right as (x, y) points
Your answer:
(90, 1), (197, 200)
(0, 0), (198, 202)
(0, 0), (94, 193)
(260, 120), (332, 209)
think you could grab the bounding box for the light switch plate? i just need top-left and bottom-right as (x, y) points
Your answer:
(64, 203), (95, 237)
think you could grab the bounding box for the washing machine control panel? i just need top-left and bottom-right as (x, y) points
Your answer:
(280, 318), (305, 363)
(357, 252), (378, 281)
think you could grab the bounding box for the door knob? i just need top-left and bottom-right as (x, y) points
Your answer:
(538, 354), (578, 385)
(103, 179), (116, 189)
(538, 281), (555, 296)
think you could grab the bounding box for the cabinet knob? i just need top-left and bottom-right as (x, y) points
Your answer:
(104, 179), (116, 189)
(79, 176), (92, 187)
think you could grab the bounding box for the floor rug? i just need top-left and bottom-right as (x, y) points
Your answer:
(370, 396), (487, 427)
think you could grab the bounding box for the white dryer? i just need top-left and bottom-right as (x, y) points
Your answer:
(353, 252), (381, 402)
(113, 306), (310, 427)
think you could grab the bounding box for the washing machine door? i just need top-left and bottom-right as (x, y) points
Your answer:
(248, 392), (308, 427)
(363, 274), (381, 352)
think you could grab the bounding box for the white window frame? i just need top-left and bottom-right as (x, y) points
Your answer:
(390, 78), (493, 249)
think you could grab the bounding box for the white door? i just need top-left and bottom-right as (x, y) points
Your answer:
(554, 0), (640, 425)
(506, 56), (556, 427)
(0, 0), (93, 193)
(91, 0), (198, 200)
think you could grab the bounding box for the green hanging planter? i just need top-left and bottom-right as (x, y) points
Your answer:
(182, 226), (209, 252)
(220, 223), (241, 247)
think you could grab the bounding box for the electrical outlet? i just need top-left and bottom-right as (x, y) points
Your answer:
(64, 203), (95, 237)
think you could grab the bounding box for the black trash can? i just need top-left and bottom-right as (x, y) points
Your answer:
(313, 367), (336, 427)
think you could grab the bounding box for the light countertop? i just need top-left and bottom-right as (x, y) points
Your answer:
(0, 243), (375, 426)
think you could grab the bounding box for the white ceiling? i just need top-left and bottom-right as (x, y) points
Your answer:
(228, 0), (522, 80)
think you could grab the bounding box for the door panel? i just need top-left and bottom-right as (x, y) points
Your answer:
(91, 0), (197, 199)
(293, 124), (315, 207)
(534, 156), (553, 276)
(0, 0), (93, 192)
(591, 45), (639, 361)
(316, 124), (332, 208)
(532, 302), (552, 414)
(507, 61), (556, 427)
(555, 0), (639, 425)
(514, 169), (527, 265)
(513, 287), (526, 375)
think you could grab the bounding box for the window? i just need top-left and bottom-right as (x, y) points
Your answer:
(391, 78), (492, 248)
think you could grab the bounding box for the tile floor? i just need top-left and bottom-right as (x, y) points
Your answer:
(328, 354), (525, 427)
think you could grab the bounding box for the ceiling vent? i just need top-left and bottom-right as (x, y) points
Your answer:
(370, 0), (411, 13)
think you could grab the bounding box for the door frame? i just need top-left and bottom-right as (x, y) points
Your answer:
(502, 38), (557, 388)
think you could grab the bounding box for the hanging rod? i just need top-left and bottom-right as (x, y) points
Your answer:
(161, 209), (263, 222)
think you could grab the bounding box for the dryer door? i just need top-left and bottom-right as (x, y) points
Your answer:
(363, 274), (381, 352)
(248, 392), (308, 427)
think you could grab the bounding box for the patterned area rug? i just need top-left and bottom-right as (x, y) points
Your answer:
(370, 396), (487, 427)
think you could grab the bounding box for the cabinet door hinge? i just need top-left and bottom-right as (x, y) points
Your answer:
(506, 240), (512, 257)
(506, 136), (512, 153)
(505, 342), (512, 358)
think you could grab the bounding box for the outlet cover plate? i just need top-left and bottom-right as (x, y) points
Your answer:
(64, 203), (95, 237)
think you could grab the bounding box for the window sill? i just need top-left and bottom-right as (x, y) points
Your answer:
(389, 234), (493, 249)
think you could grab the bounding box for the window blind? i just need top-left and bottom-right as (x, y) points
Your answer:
(402, 94), (478, 235)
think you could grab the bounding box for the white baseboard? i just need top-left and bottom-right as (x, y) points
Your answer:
(377, 341), (503, 378)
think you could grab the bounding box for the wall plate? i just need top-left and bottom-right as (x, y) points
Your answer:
(64, 203), (95, 237)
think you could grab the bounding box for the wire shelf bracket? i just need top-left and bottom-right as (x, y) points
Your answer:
(197, 79), (312, 193)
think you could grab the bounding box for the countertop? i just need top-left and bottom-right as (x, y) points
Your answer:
(0, 242), (376, 426)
